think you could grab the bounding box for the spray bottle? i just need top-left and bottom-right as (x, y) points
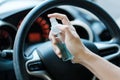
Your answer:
(50, 18), (73, 61)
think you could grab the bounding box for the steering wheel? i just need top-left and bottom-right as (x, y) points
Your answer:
(13, 0), (120, 80)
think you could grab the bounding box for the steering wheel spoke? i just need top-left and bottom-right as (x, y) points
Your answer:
(94, 42), (120, 60)
(25, 50), (52, 80)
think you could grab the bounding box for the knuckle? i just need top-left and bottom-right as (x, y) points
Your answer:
(48, 34), (51, 40)
(64, 26), (69, 31)
(54, 13), (59, 15)
(52, 40), (57, 45)
(62, 14), (67, 18)
(56, 49), (61, 55)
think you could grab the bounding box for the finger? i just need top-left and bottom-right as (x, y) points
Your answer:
(51, 34), (57, 44)
(48, 13), (70, 25)
(56, 24), (76, 35)
(49, 30), (58, 41)
(48, 30), (52, 40)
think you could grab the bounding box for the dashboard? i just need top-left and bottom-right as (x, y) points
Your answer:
(0, 0), (112, 51)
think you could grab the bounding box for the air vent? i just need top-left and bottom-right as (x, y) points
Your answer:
(99, 46), (118, 57)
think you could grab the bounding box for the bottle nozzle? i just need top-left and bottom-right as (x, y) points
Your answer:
(50, 18), (58, 26)
(50, 18), (61, 35)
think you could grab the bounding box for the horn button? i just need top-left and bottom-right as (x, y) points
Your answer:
(36, 40), (98, 80)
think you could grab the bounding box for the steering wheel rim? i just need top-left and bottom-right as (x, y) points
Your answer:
(13, 0), (120, 80)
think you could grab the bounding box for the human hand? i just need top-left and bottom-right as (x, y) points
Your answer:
(48, 14), (120, 80)
(48, 13), (88, 63)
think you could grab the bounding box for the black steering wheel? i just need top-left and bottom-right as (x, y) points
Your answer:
(13, 0), (120, 80)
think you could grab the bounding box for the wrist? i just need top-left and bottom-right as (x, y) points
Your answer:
(71, 47), (94, 64)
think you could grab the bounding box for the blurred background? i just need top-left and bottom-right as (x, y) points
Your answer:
(95, 0), (120, 27)
(96, 0), (120, 20)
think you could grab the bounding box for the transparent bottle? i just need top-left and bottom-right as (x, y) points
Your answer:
(50, 18), (73, 61)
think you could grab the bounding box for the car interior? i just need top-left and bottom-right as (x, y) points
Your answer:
(0, 0), (120, 80)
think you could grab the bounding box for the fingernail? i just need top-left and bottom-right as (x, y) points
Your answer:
(47, 14), (51, 17)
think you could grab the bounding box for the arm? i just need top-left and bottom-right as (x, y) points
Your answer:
(79, 47), (120, 80)
(48, 13), (120, 80)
